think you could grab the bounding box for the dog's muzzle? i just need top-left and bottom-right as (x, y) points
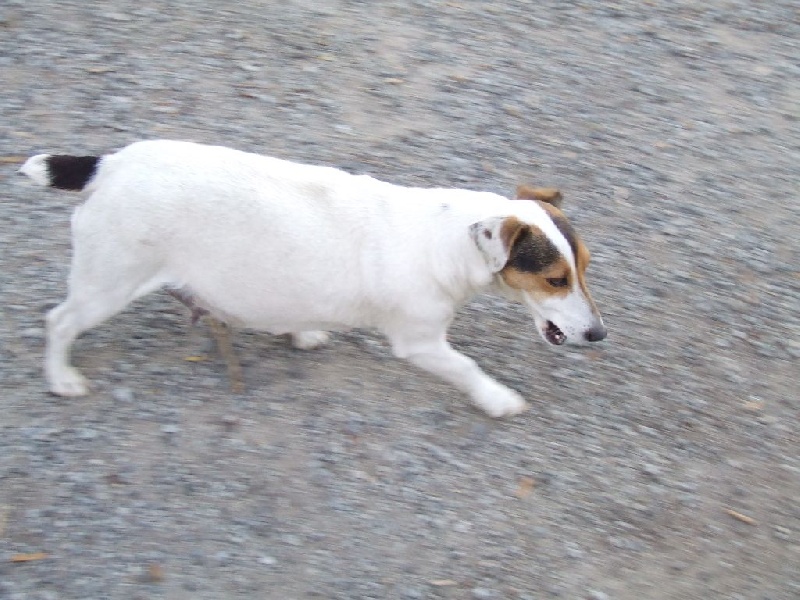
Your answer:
(543, 320), (606, 345)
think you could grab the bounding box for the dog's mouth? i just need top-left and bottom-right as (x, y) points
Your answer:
(544, 321), (566, 345)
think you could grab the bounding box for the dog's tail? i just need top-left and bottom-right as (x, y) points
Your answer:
(19, 154), (101, 191)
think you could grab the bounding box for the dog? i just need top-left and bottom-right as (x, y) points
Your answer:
(19, 140), (606, 417)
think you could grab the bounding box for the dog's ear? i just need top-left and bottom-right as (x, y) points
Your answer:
(515, 185), (563, 208)
(469, 216), (529, 273)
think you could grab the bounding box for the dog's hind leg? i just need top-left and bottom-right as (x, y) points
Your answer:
(165, 287), (209, 325)
(45, 237), (164, 397)
(47, 287), (157, 396)
(164, 290), (245, 392)
(206, 318), (244, 393)
(388, 328), (527, 418)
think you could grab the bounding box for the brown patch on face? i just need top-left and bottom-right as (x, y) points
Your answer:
(515, 185), (563, 208)
(501, 207), (602, 315)
(573, 237), (599, 311)
(501, 259), (573, 299)
(499, 222), (572, 298)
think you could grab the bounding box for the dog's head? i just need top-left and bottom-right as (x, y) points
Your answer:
(470, 185), (606, 346)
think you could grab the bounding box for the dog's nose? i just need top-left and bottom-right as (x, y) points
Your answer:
(584, 324), (607, 342)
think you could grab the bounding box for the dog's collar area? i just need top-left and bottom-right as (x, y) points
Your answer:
(545, 321), (566, 345)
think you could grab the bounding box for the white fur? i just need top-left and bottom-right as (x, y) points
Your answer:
(29, 140), (603, 417)
(19, 154), (50, 186)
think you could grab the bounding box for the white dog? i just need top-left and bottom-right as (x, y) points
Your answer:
(20, 140), (606, 417)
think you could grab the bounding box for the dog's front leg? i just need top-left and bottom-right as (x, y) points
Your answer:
(388, 331), (527, 418)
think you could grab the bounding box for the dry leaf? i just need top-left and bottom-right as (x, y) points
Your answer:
(0, 505), (9, 537)
(148, 563), (165, 582)
(612, 187), (631, 203)
(184, 355), (208, 362)
(585, 349), (604, 361)
(725, 508), (756, 525)
(515, 476), (536, 499)
(0, 156), (26, 164)
(742, 400), (764, 412)
(430, 579), (458, 586)
(11, 552), (48, 562)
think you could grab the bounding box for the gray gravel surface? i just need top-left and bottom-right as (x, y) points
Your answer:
(1, 1), (798, 599)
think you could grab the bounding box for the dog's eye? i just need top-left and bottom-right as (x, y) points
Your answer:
(546, 277), (569, 288)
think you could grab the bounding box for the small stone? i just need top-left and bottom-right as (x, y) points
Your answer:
(453, 521), (472, 533)
(565, 544), (584, 559)
(784, 339), (800, 359)
(20, 327), (44, 339)
(773, 526), (791, 541)
(282, 534), (301, 546)
(78, 428), (98, 440)
(472, 588), (496, 599)
(221, 415), (240, 431)
(608, 536), (627, 549)
(258, 555), (276, 566)
(642, 463), (661, 479)
(112, 387), (134, 403)
(344, 417), (363, 436)
(588, 591), (609, 600)
(104, 12), (132, 21)
(161, 424), (180, 435)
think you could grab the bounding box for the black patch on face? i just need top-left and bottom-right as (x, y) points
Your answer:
(505, 231), (560, 273)
(46, 155), (100, 190)
(549, 214), (578, 259)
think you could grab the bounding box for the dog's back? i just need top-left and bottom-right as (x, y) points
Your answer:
(27, 140), (507, 330)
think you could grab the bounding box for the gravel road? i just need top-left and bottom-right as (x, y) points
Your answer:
(1, 1), (798, 599)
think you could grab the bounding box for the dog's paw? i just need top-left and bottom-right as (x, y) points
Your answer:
(472, 383), (528, 418)
(48, 368), (90, 397)
(291, 330), (330, 350)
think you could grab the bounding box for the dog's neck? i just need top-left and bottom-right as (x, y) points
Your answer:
(425, 214), (498, 307)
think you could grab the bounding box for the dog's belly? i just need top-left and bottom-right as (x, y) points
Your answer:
(154, 199), (423, 334)
(173, 285), (372, 333)
(264, 322), (351, 335)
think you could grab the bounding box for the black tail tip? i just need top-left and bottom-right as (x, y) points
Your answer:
(47, 155), (100, 190)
